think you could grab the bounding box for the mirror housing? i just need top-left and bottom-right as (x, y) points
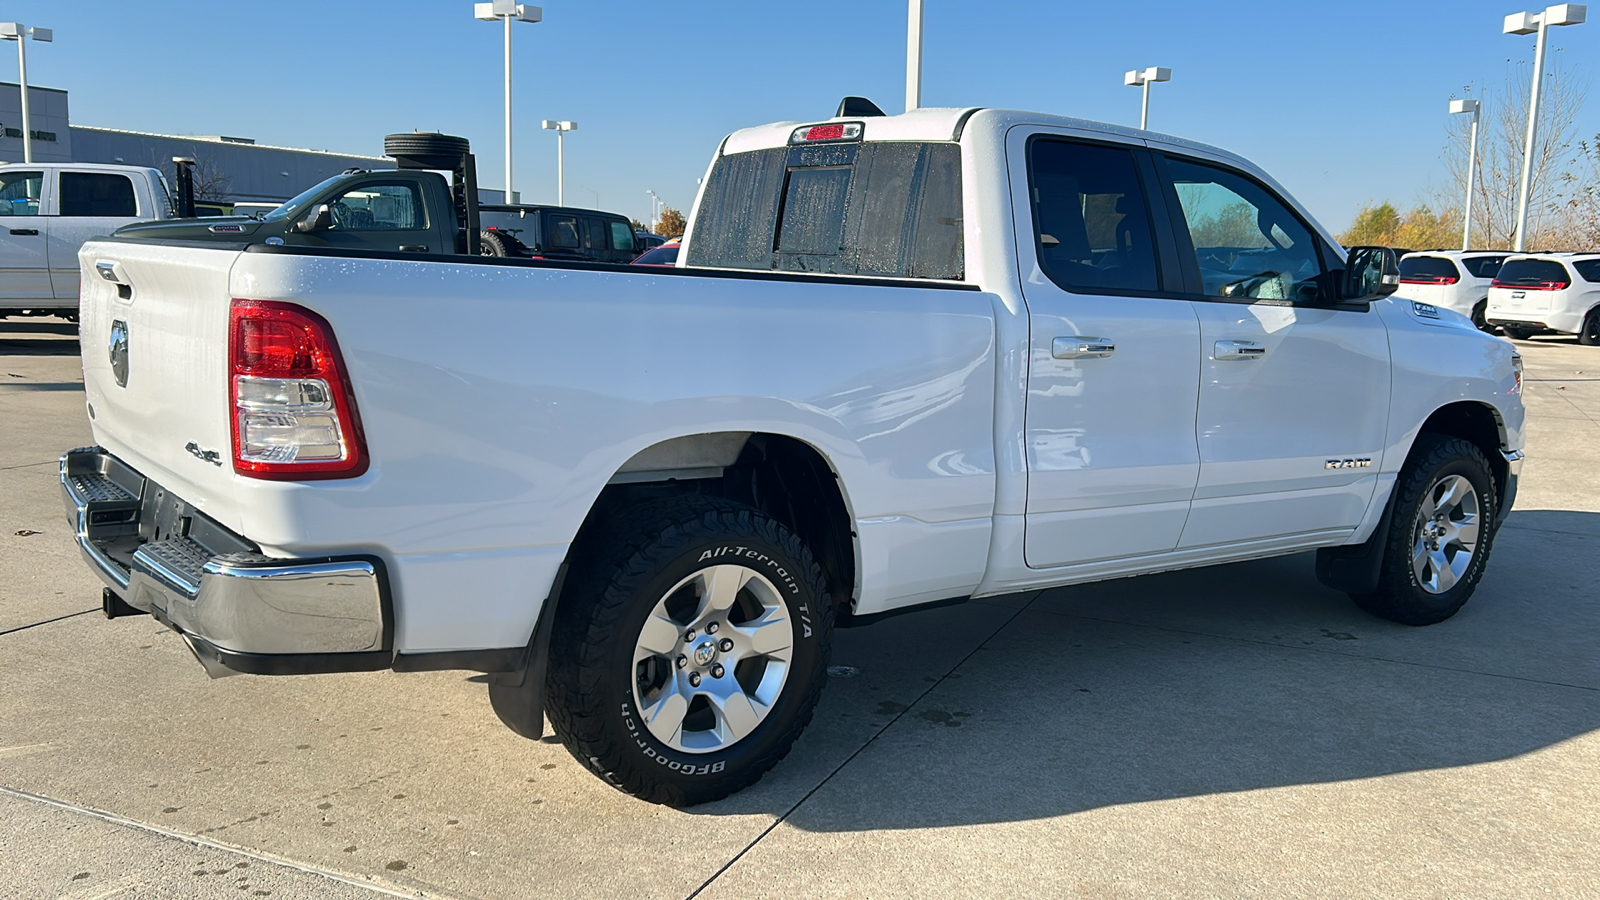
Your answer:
(296, 203), (332, 234)
(1339, 245), (1400, 303)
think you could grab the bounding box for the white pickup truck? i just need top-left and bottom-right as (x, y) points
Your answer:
(63, 103), (1526, 805)
(1, 162), (176, 319)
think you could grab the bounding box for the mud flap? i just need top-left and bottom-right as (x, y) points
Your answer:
(487, 563), (565, 740)
(1315, 494), (1396, 596)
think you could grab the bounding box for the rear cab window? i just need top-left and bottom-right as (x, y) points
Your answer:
(1399, 256), (1462, 283)
(688, 138), (964, 280)
(1027, 139), (1162, 293)
(1495, 258), (1573, 289)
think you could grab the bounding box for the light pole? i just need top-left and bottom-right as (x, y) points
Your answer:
(1124, 66), (1171, 131)
(1451, 98), (1482, 251)
(474, 1), (542, 205)
(646, 190), (661, 232)
(906, 0), (923, 112)
(541, 120), (576, 205)
(1504, 4), (1586, 251)
(1, 22), (53, 164)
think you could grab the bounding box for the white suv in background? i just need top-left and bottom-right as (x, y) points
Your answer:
(1397, 250), (1509, 332)
(1486, 253), (1600, 345)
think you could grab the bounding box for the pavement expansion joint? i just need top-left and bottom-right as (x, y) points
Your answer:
(0, 785), (432, 899)
(1026, 608), (1600, 693)
(682, 590), (1044, 900)
(0, 609), (96, 639)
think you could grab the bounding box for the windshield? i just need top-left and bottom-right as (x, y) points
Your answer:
(262, 175), (348, 222)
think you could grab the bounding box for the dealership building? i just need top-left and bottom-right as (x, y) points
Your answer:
(1, 82), (399, 204)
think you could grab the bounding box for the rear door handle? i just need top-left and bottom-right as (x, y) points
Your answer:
(1053, 336), (1116, 359)
(9, 228), (39, 236)
(1215, 340), (1266, 360)
(399, 244), (429, 253)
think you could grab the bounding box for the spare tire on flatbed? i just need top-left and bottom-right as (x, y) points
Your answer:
(384, 133), (471, 170)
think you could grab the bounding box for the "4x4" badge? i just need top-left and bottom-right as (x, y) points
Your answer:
(1325, 458), (1372, 469)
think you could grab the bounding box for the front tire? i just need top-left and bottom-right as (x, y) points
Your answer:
(1351, 435), (1497, 625)
(546, 495), (833, 805)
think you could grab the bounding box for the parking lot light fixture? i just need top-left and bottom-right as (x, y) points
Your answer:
(474, 1), (542, 205)
(1503, 4), (1586, 251)
(1, 22), (52, 164)
(1451, 98), (1482, 251)
(1124, 66), (1171, 130)
(541, 120), (576, 206)
(646, 190), (661, 232)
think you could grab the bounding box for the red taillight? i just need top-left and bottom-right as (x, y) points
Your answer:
(1400, 275), (1459, 285)
(1491, 279), (1568, 290)
(228, 300), (368, 480)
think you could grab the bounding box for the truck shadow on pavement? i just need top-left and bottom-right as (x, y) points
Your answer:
(706, 509), (1600, 831)
(0, 321), (81, 357)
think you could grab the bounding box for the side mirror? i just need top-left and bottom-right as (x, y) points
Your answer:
(296, 203), (332, 234)
(1340, 245), (1400, 302)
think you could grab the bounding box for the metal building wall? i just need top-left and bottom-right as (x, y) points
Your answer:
(68, 127), (391, 203)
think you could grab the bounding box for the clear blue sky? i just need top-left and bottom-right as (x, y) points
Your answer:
(5, 0), (1596, 231)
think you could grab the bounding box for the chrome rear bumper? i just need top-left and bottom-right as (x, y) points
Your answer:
(61, 447), (391, 676)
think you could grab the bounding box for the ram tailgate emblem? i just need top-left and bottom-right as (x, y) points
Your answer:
(1325, 458), (1372, 469)
(109, 319), (130, 388)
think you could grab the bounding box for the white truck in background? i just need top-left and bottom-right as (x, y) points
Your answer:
(1, 162), (178, 319)
(63, 100), (1526, 806)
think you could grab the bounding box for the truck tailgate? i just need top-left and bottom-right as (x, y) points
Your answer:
(77, 239), (246, 535)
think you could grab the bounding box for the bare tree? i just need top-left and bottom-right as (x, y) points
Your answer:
(1442, 54), (1587, 249)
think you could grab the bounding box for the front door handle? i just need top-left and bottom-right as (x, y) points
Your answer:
(1053, 336), (1116, 359)
(1214, 340), (1266, 360)
(399, 244), (429, 253)
(9, 228), (39, 236)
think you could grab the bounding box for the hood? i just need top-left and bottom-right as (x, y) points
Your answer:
(114, 216), (267, 242)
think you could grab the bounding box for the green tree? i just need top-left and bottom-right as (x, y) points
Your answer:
(1340, 202), (1402, 246)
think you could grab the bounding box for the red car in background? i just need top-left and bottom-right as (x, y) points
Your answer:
(631, 239), (680, 267)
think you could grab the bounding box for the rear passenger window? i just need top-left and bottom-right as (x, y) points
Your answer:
(689, 141), (964, 280)
(1461, 255), (1507, 279)
(547, 215), (580, 249)
(581, 217), (608, 252)
(1028, 140), (1160, 293)
(59, 172), (137, 217)
(1573, 259), (1600, 283)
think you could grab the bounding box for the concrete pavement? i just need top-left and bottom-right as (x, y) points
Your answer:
(2, 318), (1596, 898)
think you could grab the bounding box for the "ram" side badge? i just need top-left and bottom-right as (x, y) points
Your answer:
(1325, 458), (1372, 469)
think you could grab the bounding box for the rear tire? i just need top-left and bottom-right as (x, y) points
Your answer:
(1350, 435), (1497, 626)
(479, 231), (508, 257)
(1579, 309), (1600, 346)
(545, 495), (833, 806)
(1471, 301), (1497, 334)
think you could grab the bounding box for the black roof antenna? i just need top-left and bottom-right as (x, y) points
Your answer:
(836, 96), (886, 118)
